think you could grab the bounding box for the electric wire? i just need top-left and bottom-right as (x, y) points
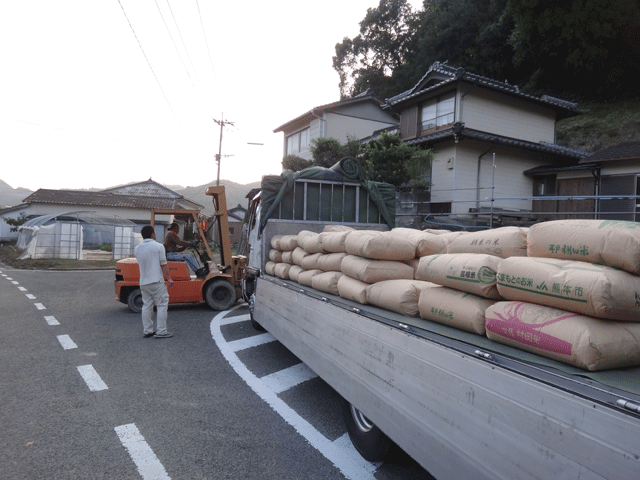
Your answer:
(195, 0), (218, 84)
(116, 0), (181, 126)
(165, 0), (200, 85)
(154, 0), (196, 87)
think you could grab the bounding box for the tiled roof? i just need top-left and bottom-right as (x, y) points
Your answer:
(23, 180), (203, 210)
(385, 61), (578, 118)
(580, 141), (640, 163)
(402, 123), (586, 160)
(273, 90), (393, 133)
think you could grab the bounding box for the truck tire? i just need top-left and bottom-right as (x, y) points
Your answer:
(249, 293), (265, 331)
(342, 400), (392, 462)
(127, 288), (143, 314)
(204, 279), (237, 311)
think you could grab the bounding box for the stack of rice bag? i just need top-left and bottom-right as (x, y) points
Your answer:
(264, 220), (640, 371)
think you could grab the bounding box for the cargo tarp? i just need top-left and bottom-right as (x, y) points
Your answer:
(259, 158), (396, 233)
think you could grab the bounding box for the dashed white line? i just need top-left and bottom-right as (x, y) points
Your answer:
(115, 424), (171, 480)
(44, 315), (60, 326)
(18, 286), (27, 292)
(34, 303), (46, 310)
(57, 334), (78, 350)
(261, 362), (318, 394)
(26, 294), (36, 299)
(227, 332), (276, 352)
(11, 280), (19, 285)
(77, 364), (108, 392)
(212, 307), (377, 480)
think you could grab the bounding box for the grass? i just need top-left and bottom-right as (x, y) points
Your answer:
(556, 98), (640, 153)
(0, 243), (118, 270)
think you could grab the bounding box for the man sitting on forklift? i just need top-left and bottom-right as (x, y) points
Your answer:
(163, 222), (207, 278)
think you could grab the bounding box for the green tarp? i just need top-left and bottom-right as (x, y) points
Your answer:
(259, 158), (396, 233)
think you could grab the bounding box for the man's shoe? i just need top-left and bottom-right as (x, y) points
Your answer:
(154, 332), (173, 339)
(143, 331), (156, 338)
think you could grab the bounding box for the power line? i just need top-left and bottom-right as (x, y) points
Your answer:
(153, 0), (196, 87)
(195, 0), (218, 84)
(116, 0), (180, 125)
(165, 0), (200, 84)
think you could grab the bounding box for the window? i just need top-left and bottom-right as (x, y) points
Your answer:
(286, 128), (310, 155)
(533, 175), (556, 196)
(420, 93), (455, 133)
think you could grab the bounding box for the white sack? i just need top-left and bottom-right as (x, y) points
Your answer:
(447, 227), (528, 258)
(418, 286), (494, 335)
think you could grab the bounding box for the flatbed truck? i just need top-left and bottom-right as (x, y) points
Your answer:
(242, 163), (640, 480)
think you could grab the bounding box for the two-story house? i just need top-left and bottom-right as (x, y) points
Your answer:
(384, 62), (586, 220)
(274, 89), (399, 161)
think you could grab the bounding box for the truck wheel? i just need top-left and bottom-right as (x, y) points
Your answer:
(342, 400), (391, 462)
(204, 279), (237, 311)
(127, 288), (143, 314)
(249, 293), (265, 331)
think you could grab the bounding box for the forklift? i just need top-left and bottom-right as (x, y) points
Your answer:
(114, 186), (247, 312)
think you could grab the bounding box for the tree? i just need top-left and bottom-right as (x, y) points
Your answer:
(333, 0), (421, 99)
(282, 155), (312, 172)
(506, 0), (640, 96)
(362, 131), (433, 187)
(2, 213), (30, 232)
(309, 136), (364, 168)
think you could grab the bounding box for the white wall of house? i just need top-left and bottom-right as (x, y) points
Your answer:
(459, 87), (556, 144)
(430, 141), (544, 215)
(598, 160), (640, 176)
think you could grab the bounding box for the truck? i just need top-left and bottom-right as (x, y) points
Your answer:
(241, 159), (640, 480)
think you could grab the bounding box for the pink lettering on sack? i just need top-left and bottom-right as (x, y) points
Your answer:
(485, 303), (576, 356)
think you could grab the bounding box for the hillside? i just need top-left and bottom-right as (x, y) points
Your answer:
(0, 180), (32, 209)
(556, 98), (640, 154)
(175, 180), (261, 216)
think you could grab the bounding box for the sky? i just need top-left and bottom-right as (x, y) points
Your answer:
(0, 0), (423, 192)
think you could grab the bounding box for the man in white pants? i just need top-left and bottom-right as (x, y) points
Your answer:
(134, 225), (174, 338)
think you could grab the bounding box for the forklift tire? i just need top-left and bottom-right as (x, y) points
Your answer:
(127, 288), (143, 314)
(204, 279), (237, 311)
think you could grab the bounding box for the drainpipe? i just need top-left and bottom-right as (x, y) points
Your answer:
(477, 145), (495, 211)
(310, 109), (326, 138)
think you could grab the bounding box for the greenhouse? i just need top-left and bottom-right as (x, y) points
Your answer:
(16, 211), (139, 260)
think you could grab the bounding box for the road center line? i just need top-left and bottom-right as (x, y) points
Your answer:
(57, 334), (78, 350)
(44, 315), (60, 325)
(115, 423), (171, 480)
(18, 286), (27, 291)
(76, 364), (108, 392)
(34, 303), (46, 310)
(26, 293), (36, 299)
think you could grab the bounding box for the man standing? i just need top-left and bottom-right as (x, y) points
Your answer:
(134, 225), (174, 339)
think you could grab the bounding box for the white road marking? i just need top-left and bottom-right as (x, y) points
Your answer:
(44, 315), (60, 325)
(211, 306), (377, 480)
(227, 332), (276, 352)
(333, 433), (382, 474)
(18, 286), (27, 291)
(76, 364), (108, 392)
(57, 334), (77, 350)
(115, 423), (170, 480)
(34, 303), (46, 310)
(6, 277), (13, 280)
(26, 294), (36, 299)
(11, 280), (19, 285)
(261, 362), (318, 394)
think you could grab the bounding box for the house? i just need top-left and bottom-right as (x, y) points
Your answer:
(571, 140), (640, 221)
(20, 180), (202, 234)
(274, 89), (399, 160)
(10, 180), (203, 258)
(227, 204), (247, 245)
(383, 61), (586, 225)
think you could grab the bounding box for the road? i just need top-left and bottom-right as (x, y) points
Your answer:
(0, 267), (433, 480)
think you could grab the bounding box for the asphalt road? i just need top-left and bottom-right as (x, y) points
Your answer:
(0, 266), (433, 480)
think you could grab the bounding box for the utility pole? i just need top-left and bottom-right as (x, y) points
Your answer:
(214, 113), (234, 186)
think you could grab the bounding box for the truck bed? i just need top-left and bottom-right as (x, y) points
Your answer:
(254, 274), (640, 480)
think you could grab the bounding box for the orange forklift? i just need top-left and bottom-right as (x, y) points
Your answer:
(115, 186), (247, 312)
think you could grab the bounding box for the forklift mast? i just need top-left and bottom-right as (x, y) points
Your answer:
(205, 186), (233, 271)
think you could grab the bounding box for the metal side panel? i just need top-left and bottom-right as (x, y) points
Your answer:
(254, 277), (640, 480)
